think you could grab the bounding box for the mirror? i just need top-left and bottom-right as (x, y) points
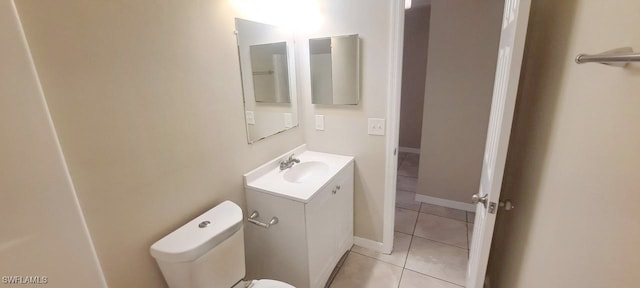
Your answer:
(236, 18), (298, 143)
(309, 34), (360, 105)
(250, 42), (291, 103)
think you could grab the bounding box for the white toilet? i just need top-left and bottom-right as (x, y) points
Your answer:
(150, 201), (295, 288)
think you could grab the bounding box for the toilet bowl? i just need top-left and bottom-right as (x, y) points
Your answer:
(150, 201), (295, 288)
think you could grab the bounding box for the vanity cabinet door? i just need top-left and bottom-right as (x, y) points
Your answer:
(334, 164), (354, 253)
(306, 163), (354, 288)
(306, 183), (336, 288)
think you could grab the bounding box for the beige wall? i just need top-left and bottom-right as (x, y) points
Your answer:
(14, 1), (305, 287)
(0, 1), (105, 287)
(488, 1), (640, 287)
(399, 6), (430, 150)
(417, 0), (504, 203)
(297, 0), (393, 242)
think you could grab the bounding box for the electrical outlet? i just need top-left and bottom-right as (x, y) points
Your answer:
(284, 113), (293, 128)
(368, 118), (385, 135)
(245, 111), (255, 125)
(315, 115), (325, 131)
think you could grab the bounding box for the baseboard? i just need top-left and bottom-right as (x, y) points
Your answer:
(414, 194), (476, 212)
(353, 237), (385, 253)
(398, 147), (420, 154)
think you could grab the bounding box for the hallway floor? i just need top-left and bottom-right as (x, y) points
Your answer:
(329, 152), (475, 288)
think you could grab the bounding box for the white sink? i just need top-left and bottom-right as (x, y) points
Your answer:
(283, 161), (330, 183)
(244, 145), (354, 203)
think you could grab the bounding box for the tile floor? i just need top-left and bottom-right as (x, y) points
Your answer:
(329, 152), (475, 288)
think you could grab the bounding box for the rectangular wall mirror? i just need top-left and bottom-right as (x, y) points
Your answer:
(235, 18), (298, 143)
(309, 34), (360, 105)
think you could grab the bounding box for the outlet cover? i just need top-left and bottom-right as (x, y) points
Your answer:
(245, 111), (255, 125)
(368, 118), (385, 136)
(315, 115), (325, 131)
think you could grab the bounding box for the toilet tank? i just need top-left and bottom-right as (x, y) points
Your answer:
(150, 201), (246, 288)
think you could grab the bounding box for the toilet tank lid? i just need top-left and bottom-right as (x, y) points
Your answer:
(150, 200), (243, 263)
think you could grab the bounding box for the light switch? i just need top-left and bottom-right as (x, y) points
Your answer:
(284, 113), (293, 128)
(245, 111), (255, 125)
(368, 118), (385, 136)
(315, 115), (325, 131)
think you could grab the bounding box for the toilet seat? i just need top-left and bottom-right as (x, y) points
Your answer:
(250, 279), (295, 288)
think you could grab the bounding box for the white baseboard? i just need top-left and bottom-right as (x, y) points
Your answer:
(398, 147), (420, 154)
(353, 237), (386, 253)
(414, 194), (475, 212)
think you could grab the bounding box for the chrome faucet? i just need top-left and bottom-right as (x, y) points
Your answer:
(279, 154), (300, 170)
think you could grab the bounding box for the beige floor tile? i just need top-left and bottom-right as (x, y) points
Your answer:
(404, 153), (420, 165)
(329, 252), (402, 288)
(414, 213), (468, 249)
(398, 152), (408, 164)
(399, 269), (462, 288)
(352, 232), (411, 267)
(395, 208), (418, 234)
(467, 211), (476, 223)
(397, 175), (417, 192)
(420, 203), (467, 221)
(396, 190), (421, 211)
(406, 237), (468, 286)
(398, 160), (419, 178)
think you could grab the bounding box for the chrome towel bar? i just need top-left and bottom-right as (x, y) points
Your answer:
(248, 211), (279, 229)
(575, 47), (640, 67)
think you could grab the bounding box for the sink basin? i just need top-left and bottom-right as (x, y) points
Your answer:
(244, 146), (354, 202)
(283, 161), (330, 183)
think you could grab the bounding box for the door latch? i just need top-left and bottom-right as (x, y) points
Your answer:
(488, 202), (497, 214)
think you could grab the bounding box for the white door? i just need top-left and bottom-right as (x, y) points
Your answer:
(466, 0), (532, 287)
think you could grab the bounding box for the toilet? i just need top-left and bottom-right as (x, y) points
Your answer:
(150, 201), (295, 288)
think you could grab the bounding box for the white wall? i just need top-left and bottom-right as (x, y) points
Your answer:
(399, 6), (430, 150)
(13, 0), (305, 286)
(416, 0), (504, 203)
(489, 1), (640, 287)
(0, 1), (105, 287)
(297, 0), (393, 242)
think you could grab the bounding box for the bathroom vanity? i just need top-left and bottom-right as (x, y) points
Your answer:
(243, 145), (354, 288)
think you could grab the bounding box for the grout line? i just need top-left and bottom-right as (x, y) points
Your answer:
(397, 266), (405, 288)
(418, 210), (468, 223)
(348, 250), (405, 269)
(403, 267), (465, 287)
(396, 174), (418, 180)
(401, 202), (422, 269)
(411, 234), (470, 251)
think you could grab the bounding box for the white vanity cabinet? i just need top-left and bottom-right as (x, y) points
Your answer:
(244, 155), (354, 288)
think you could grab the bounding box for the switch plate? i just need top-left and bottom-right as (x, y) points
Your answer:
(368, 118), (385, 135)
(315, 115), (325, 131)
(245, 111), (255, 125)
(284, 113), (293, 128)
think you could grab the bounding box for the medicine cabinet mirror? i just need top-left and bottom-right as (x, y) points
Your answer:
(309, 34), (360, 105)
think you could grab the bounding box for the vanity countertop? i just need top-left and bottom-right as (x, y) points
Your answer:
(243, 145), (354, 203)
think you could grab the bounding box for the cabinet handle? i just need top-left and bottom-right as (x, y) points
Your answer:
(336, 185), (341, 190)
(248, 211), (279, 229)
(332, 189), (337, 194)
